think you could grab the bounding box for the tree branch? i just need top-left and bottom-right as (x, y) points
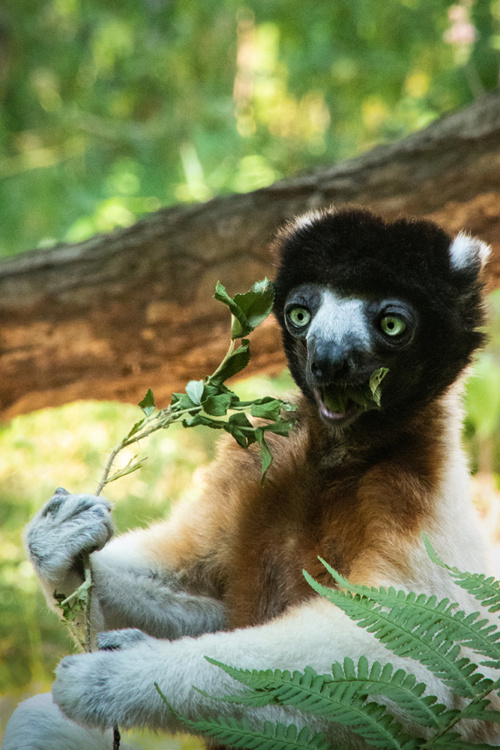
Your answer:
(1, 91), (500, 419)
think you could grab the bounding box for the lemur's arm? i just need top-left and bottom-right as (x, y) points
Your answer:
(25, 488), (227, 640)
(51, 598), (465, 745)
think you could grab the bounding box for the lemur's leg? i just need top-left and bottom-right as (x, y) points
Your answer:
(2, 694), (135, 750)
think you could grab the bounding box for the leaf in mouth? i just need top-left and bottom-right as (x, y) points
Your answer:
(322, 388), (350, 414)
(321, 367), (390, 415)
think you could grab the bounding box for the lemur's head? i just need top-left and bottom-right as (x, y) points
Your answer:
(272, 207), (490, 430)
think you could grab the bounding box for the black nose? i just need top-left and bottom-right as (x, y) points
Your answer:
(309, 343), (350, 383)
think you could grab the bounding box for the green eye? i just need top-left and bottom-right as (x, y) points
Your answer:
(288, 307), (311, 327)
(380, 315), (407, 337)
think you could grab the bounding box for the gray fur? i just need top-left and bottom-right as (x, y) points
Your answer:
(25, 489), (113, 592)
(2, 694), (134, 750)
(25, 489), (227, 639)
(91, 556), (227, 638)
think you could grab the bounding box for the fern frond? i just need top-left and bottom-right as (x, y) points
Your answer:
(180, 715), (329, 750)
(423, 533), (500, 615)
(304, 570), (490, 699)
(207, 655), (451, 730)
(204, 658), (420, 749)
(188, 718), (329, 750)
(317, 557), (500, 663)
(331, 656), (452, 730)
(156, 683), (331, 750)
(457, 697), (500, 723)
(426, 734), (495, 749)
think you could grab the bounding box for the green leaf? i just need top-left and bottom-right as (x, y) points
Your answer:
(203, 659), (419, 749)
(430, 737), (496, 750)
(209, 339), (251, 385)
(138, 388), (155, 416)
(304, 566), (491, 699)
(255, 428), (273, 482)
(167, 710), (328, 750)
(214, 279), (275, 340)
(250, 397), (283, 421)
(368, 367), (390, 407)
(182, 413), (224, 430)
(423, 533), (500, 614)
(458, 698), (500, 723)
(322, 367), (390, 414)
(54, 577), (92, 621)
(202, 382), (232, 399)
(262, 419), (296, 437)
(228, 411), (254, 428)
(317, 556), (500, 663)
(202, 392), (233, 416)
(233, 278), (275, 337)
(171, 392), (197, 411)
(330, 657), (452, 730)
(221, 411), (256, 449)
(126, 418), (146, 439)
(185, 379), (204, 405)
(214, 281), (253, 340)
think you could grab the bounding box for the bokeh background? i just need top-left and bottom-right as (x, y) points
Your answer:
(1, 1), (500, 747)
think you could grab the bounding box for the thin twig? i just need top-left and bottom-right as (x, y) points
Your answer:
(92, 476), (122, 748)
(83, 555), (93, 653)
(113, 725), (122, 749)
(95, 447), (122, 496)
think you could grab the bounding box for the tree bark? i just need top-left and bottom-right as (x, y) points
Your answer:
(2, 91), (500, 419)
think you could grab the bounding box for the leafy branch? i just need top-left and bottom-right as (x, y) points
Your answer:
(96, 278), (295, 492)
(55, 278), (295, 749)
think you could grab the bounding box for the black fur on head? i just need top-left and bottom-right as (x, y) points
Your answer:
(272, 206), (489, 421)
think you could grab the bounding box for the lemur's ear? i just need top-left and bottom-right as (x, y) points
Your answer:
(449, 231), (491, 274)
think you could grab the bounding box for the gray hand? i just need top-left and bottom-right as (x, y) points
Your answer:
(53, 632), (167, 730)
(25, 488), (113, 588)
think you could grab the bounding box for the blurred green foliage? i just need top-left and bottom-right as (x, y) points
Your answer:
(465, 290), (500, 474)
(0, 0), (499, 256)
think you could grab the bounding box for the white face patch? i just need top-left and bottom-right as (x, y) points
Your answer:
(449, 231), (491, 272)
(305, 290), (371, 349)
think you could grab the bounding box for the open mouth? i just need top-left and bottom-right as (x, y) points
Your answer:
(315, 386), (364, 425)
(313, 368), (389, 426)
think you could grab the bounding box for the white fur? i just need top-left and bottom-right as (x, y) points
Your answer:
(24, 489), (113, 607)
(9, 433), (500, 747)
(91, 545), (227, 638)
(449, 231), (491, 272)
(306, 290), (372, 350)
(291, 210), (324, 232)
